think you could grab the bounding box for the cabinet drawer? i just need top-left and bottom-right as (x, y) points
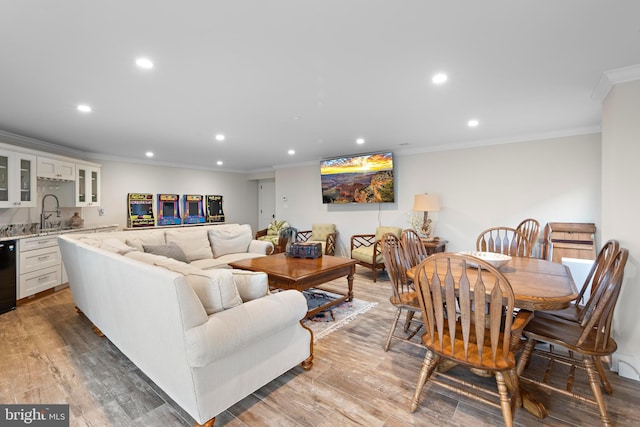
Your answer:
(20, 236), (59, 251)
(19, 266), (61, 299)
(19, 246), (61, 274)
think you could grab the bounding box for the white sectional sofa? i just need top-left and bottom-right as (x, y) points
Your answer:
(58, 224), (313, 426)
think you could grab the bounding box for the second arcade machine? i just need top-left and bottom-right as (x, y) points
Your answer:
(157, 194), (182, 226)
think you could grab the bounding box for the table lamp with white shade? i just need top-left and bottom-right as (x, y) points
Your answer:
(413, 193), (440, 240)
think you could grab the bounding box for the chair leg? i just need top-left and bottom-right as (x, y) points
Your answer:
(516, 337), (536, 377)
(373, 267), (377, 282)
(403, 311), (415, 332)
(410, 350), (438, 412)
(384, 309), (402, 351)
(504, 368), (521, 410)
(584, 356), (612, 427)
(594, 357), (614, 395)
(495, 371), (514, 427)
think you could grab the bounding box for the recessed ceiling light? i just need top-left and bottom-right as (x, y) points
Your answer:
(356, 138), (365, 145)
(288, 149), (295, 155)
(290, 116), (301, 121)
(468, 119), (479, 127)
(215, 134), (225, 141)
(77, 104), (92, 113)
(432, 73), (448, 84)
(136, 58), (154, 69)
(145, 151), (154, 157)
(216, 160), (223, 166)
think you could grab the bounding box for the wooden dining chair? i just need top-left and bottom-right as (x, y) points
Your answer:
(516, 248), (629, 427)
(532, 240), (621, 397)
(535, 239), (620, 324)
(516, 218), (540, 257)
(410, 253), (521, 427)
(380, 233), (422, 351)
(476, 226), (531, 257)
(401, 228), (429, 268)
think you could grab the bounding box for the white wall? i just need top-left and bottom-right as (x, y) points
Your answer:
(77, 160), (259, 232)
(602, 79), (640, 380)
(275, 133), (601, 257)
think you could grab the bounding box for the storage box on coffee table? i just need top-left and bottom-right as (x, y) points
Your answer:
(288, 242), (322, 258)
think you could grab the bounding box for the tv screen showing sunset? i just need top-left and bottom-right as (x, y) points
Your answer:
(320, 152), (394, 204)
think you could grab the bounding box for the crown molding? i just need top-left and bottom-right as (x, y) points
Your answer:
(592, 64), (640, 104)
(0, 129), (89, 159)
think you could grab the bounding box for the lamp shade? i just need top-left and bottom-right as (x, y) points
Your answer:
(413, 194), (440, 212)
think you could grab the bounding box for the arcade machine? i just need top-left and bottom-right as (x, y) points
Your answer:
(183, 194), (206, 224)
(127, 193), (155, 228)
(206, 195), (225, 223)
(157, 194), (182, 226)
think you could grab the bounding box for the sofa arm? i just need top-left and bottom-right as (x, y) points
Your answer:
(184, 290), (307, 367)
(248, 239), (274, 255)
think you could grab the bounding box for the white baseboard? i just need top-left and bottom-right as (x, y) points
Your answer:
(612, 353), (640, 381)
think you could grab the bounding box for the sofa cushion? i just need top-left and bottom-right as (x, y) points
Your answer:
(186, 270), (243, 314)
(154, 257), (202, 275)
(166, 229), (213, 262)
(351, 245), (383, 264)
(125, 230), (166, 252)
(215, 252), (265, 264)
(190, 258), (232, 270)
(124, 251), (170, 264)
(143, 242), (189, 263)
(208, 224), (252, 258)
(231, 270), (269, 302)
(100, 238), (138, 255)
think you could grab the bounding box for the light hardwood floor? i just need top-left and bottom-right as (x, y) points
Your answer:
(1, 266), (640, 426)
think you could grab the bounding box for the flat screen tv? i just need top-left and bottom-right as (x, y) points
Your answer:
(321, 151), (394, 204)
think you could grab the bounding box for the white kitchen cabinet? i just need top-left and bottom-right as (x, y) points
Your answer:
(75, 164), (101, 207)
(37, 156), (76, 180)
(0, 149), (37, 208)
(17, 235), (62, 299)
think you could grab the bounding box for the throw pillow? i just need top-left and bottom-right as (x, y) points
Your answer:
(143, 242), (189, 263)
(311, 223), (335, 241)
(266, 220), (289, 236)
(165, 229), (213, 262)
(208, 224), (252, 258)
(186, 269), (243, 314)
(375, 226), (402, 241)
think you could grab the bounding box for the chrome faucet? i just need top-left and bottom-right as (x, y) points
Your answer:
(40, 194), (61, 230)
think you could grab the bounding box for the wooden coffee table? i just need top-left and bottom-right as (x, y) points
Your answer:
(229, 254), (358, 318)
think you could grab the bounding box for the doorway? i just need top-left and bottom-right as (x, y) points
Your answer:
(258, 179), (275, 230)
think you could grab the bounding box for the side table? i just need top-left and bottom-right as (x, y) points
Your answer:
(421, 239), (447, 255)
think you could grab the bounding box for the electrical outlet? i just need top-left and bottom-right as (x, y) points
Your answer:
(98, 208), (105, 216)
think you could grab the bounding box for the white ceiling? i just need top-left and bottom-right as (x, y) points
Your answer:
(1, 1), (639, 172)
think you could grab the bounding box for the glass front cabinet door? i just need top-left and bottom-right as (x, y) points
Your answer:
(0, 149), (37, 208)
(76, 164), (101, 207)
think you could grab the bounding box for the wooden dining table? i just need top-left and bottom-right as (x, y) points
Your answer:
(406, 255), (579, 419)
(406, 256), (579, 312)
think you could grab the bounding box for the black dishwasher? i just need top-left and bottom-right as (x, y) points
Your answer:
(0, 240), (17, 314)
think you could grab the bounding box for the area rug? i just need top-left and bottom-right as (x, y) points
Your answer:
(302, 289), (377, 342)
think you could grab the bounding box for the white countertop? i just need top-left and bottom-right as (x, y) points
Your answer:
(0, 224), (119, 242)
